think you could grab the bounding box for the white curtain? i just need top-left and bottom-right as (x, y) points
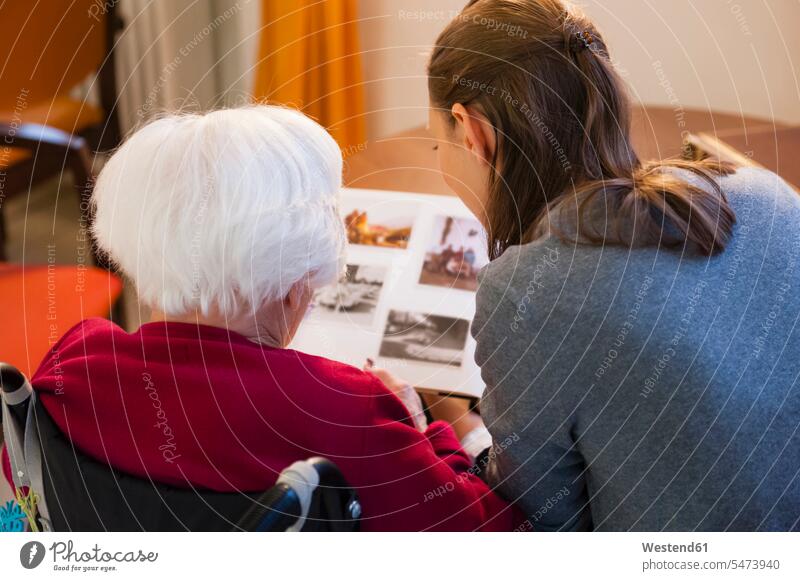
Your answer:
(114, 0), (260, 135)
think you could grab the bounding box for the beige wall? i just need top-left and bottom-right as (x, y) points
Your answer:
(357, 0), (800, 139)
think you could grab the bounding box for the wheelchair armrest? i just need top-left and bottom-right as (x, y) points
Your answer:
(233, 457), (361, 532)
(235, 483), (303, 532)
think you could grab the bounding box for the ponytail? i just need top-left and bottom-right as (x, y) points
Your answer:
(554, 158), (737, 255)
(547, 10), (737, 255)
(429, 0), (736, 258)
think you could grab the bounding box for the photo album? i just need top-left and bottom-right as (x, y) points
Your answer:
(291, 188), (489, 398)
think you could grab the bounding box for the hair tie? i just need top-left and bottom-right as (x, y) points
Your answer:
(570, 30), (596, 54)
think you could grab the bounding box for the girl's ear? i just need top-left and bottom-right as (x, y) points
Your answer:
(451, 103), (497, 165)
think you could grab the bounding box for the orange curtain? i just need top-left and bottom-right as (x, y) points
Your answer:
(254, 0), (366, 151)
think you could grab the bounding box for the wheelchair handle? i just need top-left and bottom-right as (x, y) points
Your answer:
(0, 363), (30, 395)
(0, 363), (33, 425)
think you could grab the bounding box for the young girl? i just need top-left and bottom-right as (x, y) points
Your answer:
(422, 0), (800, 531)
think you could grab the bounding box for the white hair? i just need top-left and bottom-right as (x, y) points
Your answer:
(92, 105), (346, 317)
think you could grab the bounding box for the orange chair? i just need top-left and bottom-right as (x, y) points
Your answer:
(0, 1), (123, 262)
(0, 263), (123, 378)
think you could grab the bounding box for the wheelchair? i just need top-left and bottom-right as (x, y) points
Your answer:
(0, 363), (361, 532)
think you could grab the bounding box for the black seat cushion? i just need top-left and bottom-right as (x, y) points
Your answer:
(33, 398), (262, 531)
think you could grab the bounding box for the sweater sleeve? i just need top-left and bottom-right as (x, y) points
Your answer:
(472, 244), (593, 531)
(354, 375), (520, 531)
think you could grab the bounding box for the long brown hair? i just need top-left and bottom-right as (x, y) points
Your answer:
(428, 0), (736, 259)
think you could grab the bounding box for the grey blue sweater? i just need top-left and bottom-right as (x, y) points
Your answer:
(473, 167), (800, 531)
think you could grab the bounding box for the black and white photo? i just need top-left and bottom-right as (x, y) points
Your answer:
(378, 309), (469, 367)
(310, 264), (387, 327)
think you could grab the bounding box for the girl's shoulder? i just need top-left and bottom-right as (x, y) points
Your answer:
(722, 166), (798, 208)
(670, 165), (798, 212)
(477, 239), (566, 303)
(473, 239), (569, 338)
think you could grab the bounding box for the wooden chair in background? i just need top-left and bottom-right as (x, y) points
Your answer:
(0, 0), (123, 262)
(0, 1), (125, 375)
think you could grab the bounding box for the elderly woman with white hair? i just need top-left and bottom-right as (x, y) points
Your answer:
(1, 106), (516, 531)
